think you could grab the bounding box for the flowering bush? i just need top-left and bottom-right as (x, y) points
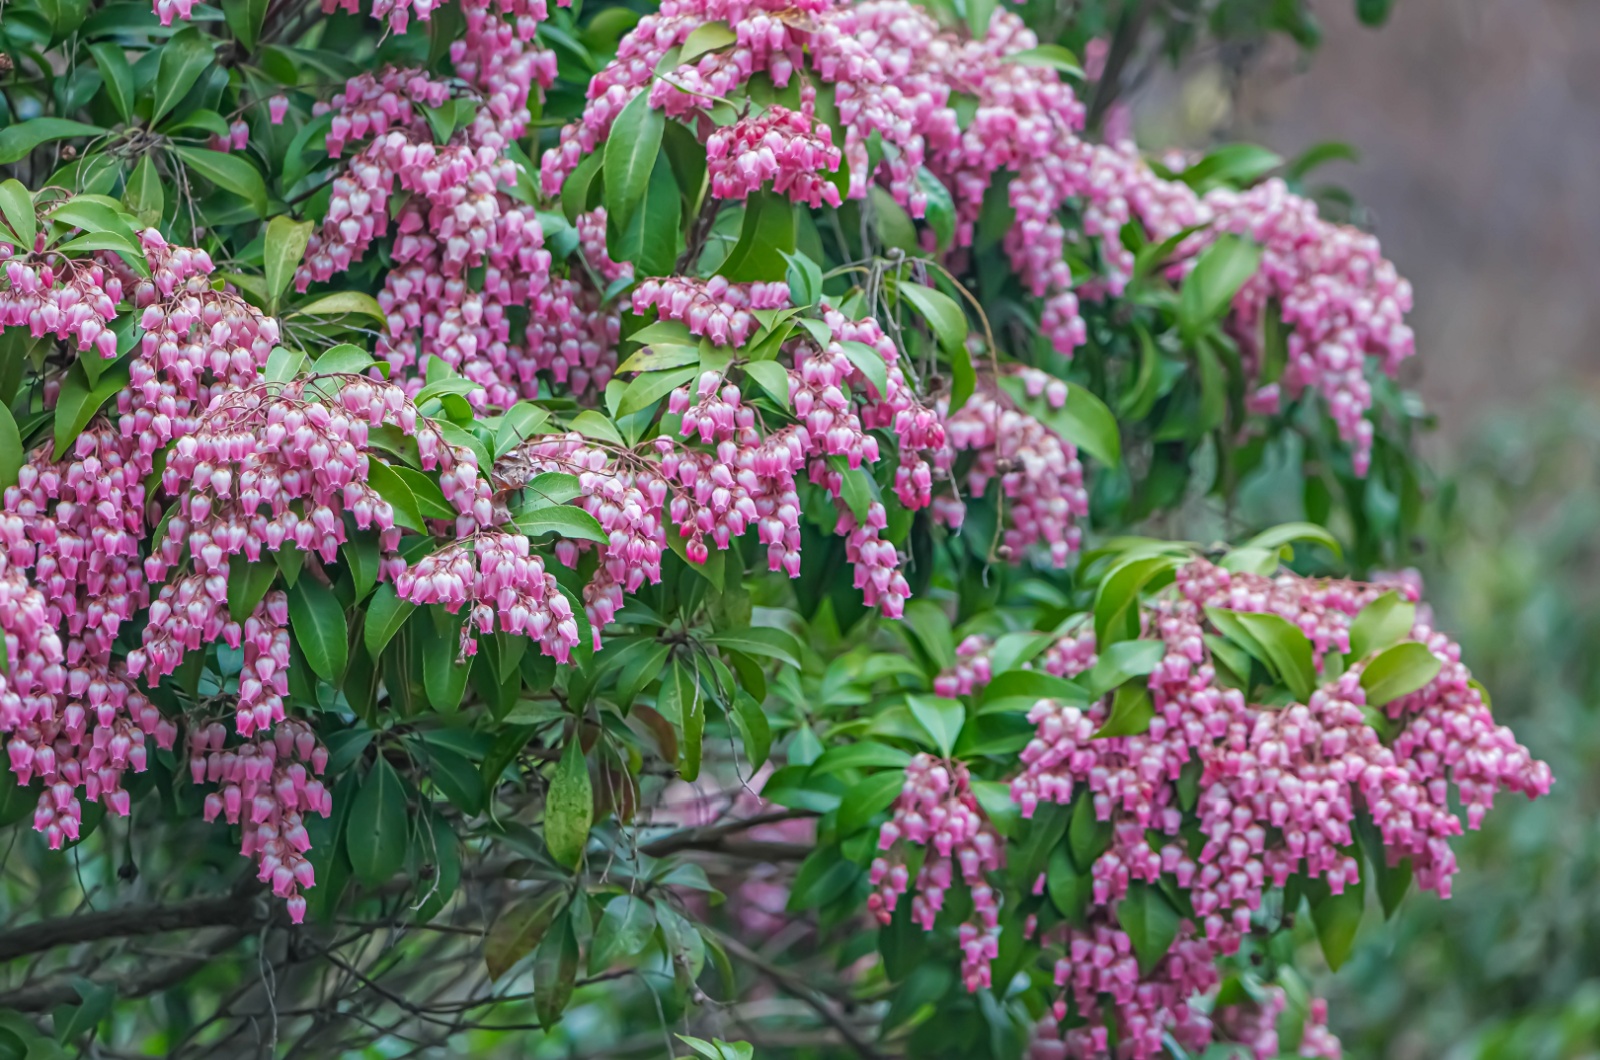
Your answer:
(0, 0), (1541, 1054)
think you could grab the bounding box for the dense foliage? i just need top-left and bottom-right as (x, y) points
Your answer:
(0, 0), (1551, 1055)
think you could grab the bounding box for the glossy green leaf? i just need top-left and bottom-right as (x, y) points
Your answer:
(837, 768), (906, 837)
(838, 339), (889, 400)
(287, 575), (348, 683)
(546, 737), (593, 869)
(1348, 590), (1416, 660)
(1179, 233), (1262, 339)
(123, 155), (164, 229)
(589, 894), (655, 972)
(743, 358), (791, 410)
(346, 757), (408, 887)
(703, 627), (802, 669)
(658, 659), (704, 780)
(1309, 870), (1366, 971)
(87, 42), (135, 121)
(1093, 681), (1156, 739)
(293, 291), (387, 321)
(226, 553), (277, 623)
(609, 153), (680, 277)
(52, 356), (129, 460)
(0, 181), (36, 253)
(172, 146), (268, 216)
(679, 20), (736, 64)
(618, 362), (697, 417)
(1241, 521), (1344, 561)
(996, 373), (1122, 468)
(0, 119), (106, 166)
(1001, 43), (1084, 77)
(0, 403), (22, 492)
(898, 282), (967, 357)
(717, 190), (794, 283)
(1094, 554), (1182, 646)
(513, 503), (608, 544)
(311, 343), (374, 376)
(264, 216), (314, 310)
(1118, 883), (1181, 974)
(602, 90), (666, 228)
(151, 28), (215, 124)
(1360, 641), (1442, 708)
(906, 694), (964, 757)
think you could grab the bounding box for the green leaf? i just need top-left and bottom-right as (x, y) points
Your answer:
(311, 343), (374, 376)
(590, 894), (655, 972)
(1309, 870), (1366, 971)
(495, 401), (549, 456)
(172, 146), (268, 216)
(1241, 521), (1343, 561)
(264, 216), (314, 310)
(609, 153), (680, 277)
(365, 460), (427, 532)
(123, 155), (164, 229)
(1179, 144), (1284, 191)
(730, 690), (771, 769)
(837, 768), (905, 837)
(743, 359), (791, 410)
(421, 614), (472, 713)
(546, 737), (593, 869)
(898, 282), (967, 358)
(1069, 788), (1112, 871)
(346, 757), (408, 887)
(703, 627), (802, 669)
(618, 363), (697, 417)
(603, 90), (666, 229)
(226, 553), (277, 623)
(906, 694), (964, 757)
(0, 403), (22, 492)
(1094, 554), (1182, 646)
(1084, 639), (1166, 698)
(0, 119), (105, 166)
(151, 28), (216, 124)
(52, 356), (129, 460)
(519, 471), (583, 506)
(809, 741), (912, 777)
(1046, 844), (1090, 923)
(965, 0), (996, 38)
(617, 343), (700, 373)
(1348, 590), (1415, 660)
(293, 291), (387, 321)
(514, 504), (609, 544)
(1179, 233), (1262, 339)
(1360, 642), (1442, 708)
(679, 20), (736, 64)
(0, 181), (36, 253)
(902, 599), (954, 672)
(1219, 609), (1316, 702)
(485, 889), (566, 981)
(783, 249), (822, 307)
(658, 659), (705, 780)
(1001, 44), (1084, 77)
(979, 670), (1090, 715)
(717, 190), (795, 283)
(996, 373), (1121, 468)
(85, 49), (138, 129)
(264, 346), (307, 383)
(1093, 681), (1155, 739)
(424, 745), (484, 815)
(871, 185), (917, 253)
(52, 978), (115, 1044)
(838, 339), (889, 400)
(1118, 883), (1181, 975)
(561, 149), (603, 226)
(221, 0), (269, 50)
(287, 576), (348, 683)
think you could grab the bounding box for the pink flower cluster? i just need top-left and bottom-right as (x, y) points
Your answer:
(395, 530), (581, 662)
(131, 373), (484, 709)
(999, 559), (1549, 1054)
(193, 718), (331, 924)
(632, 277), (789, 347)
(934, 367), (1089, 566)
(0, 228), (272, 860)
(549, 0), (1410, 470)
(1210, 988), (1342, 1059)
(868, 754), (1003, 992)
(706, 105), (843, 207)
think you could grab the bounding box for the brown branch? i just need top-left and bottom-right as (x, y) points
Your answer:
(638, 809), (816, 859)
(0, 927), (255, 1011)
(709, 928), (887, 1060)
(1086, 0), (1155, 132)
(0, 876), (264, 964)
